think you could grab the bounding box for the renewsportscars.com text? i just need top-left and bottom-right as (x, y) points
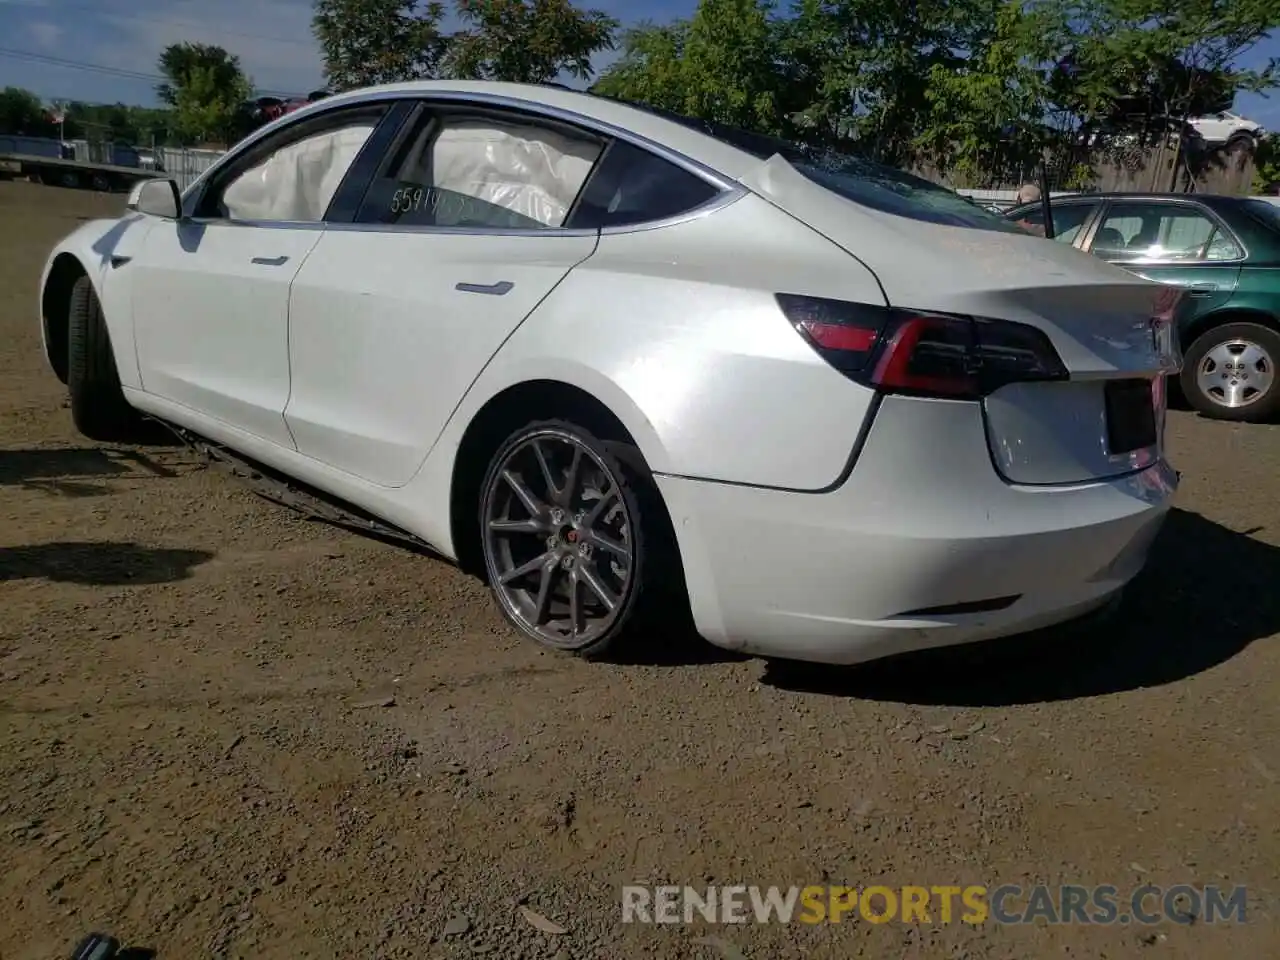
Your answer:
(620, 884), (1247, 925)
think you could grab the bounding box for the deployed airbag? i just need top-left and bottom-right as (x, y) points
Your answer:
(426, 120), (601, 227)
(222, 123), (375, 222)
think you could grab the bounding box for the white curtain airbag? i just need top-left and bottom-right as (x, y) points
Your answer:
(428, 121), (600, 227)
(222, 123), (375, 222)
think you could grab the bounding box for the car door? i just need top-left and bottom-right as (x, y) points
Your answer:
(1080, 198), (1243, 314)
(283, 100), (605, 487)
(129, 102), (390, 449)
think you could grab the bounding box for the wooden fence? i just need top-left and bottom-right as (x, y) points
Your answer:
(917, 135), (1258, 196)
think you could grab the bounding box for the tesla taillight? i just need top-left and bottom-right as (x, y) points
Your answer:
(775, 294), (1068, 399)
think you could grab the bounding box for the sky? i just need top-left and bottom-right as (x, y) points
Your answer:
(1, 0), (1279, 127)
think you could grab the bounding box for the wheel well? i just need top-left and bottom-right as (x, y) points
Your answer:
(41, 253), (87, 384)
(449, 380), (651, 580)
(1182, 308), (1280, 353)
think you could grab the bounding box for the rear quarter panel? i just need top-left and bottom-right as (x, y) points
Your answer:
(441, 192), (890, 491)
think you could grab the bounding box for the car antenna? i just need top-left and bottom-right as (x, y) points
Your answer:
(1038, 161), (1055, 240)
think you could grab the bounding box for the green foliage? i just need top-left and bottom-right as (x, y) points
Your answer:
(594, 0), (1280, 180)
(157, 43), (253, 144)
(7, 0), (1280, 190)
(593, 0), (789, 134)
(0, 87), (55, 137)
(589, 21), (689, 110)
(917, 1), (1059, 170)
(313, 0), (450, 90)
(1254, 133), (1280, 194)
(1049, 0), (1279, 132)
(445, 0), (618, 84)
(0, 87), (180, 146)
(313, 0), (616, 89)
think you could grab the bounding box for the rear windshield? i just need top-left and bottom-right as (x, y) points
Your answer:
(646, 107), (1025, 233)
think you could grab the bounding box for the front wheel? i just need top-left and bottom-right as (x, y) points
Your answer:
(1180, 321), (1280, 422)
(478, 419), (673, 660)
(67, 275), (139, 440)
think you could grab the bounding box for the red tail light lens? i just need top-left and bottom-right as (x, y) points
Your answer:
(776, 294), (1068, 399)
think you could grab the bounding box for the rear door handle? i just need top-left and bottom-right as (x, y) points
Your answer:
(455, 280), (513, 296)
(1187, 282), (1218, 296)
(251, 255), (289, 266)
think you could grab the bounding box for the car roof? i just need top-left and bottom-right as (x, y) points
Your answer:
(270, 79), (767, 183)
(1006, 192), (1254, 213)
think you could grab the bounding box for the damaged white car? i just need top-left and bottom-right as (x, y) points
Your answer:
(39, 81), (1180, 667)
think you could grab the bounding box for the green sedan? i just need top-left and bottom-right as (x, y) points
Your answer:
(1005, 192), (1280, 422)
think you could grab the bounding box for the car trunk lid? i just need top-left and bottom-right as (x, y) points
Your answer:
(743, 155), (1182, 485)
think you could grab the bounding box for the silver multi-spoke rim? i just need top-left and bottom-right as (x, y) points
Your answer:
(483, 430), (633, 649)
(1197, 339), (1274, 409)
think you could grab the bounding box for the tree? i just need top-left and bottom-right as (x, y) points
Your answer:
(157, 43), (253, 145)
(313, 0), (450, 90)
(781, 0), (996, 163)
(593, 0), (790, 135)
(917, 1), (1059, 181)
(590, 20), (689, 110)
(444, 0), (618, 84)
(1252, 132), (1280, 193)
(0, 86), (56, 137)
(1049, 0), (1280, 140)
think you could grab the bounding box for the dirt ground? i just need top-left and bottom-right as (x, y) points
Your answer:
(1, 179), (1278, 960)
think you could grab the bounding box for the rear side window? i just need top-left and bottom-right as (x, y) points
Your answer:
(566, 140), (719, 229)
(1012, 202), (1098, 243)
(1090, 201), (1242, 262)
(354, 109), (603, 230)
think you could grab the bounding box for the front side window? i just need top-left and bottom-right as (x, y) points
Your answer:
(1091, 202), (1242, 262)
(203, 109), (384, 222)
(354, 110), (603, 230)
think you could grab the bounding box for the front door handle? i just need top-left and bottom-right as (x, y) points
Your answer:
(455, 280), (513, 296)
(251, 255), (289, 267)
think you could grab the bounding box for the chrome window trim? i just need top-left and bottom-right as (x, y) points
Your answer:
(183, 88), (747, 238)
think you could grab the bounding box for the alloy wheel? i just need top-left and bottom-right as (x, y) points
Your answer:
(482, 428), (635, 650)
(1196, 338), (1274, 409)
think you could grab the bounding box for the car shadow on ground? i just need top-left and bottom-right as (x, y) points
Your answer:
(759, 507), (1278, 705)
(0, 542), (214, 586)
(0, 445), (181, 498)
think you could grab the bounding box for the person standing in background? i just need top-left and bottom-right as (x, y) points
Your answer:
(1013, 182), (1047, 236)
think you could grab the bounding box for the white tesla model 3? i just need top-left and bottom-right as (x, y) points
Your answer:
(38, 81), (1181, 666)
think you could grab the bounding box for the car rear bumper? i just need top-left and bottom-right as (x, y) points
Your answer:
(656, 395), (1176, 666)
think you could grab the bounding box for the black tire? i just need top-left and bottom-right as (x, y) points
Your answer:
(477, 417), (683, 660)
(1179, 321), (1280, 423)
(67, 275), (138, 440)
(1225, 132), (1257, 152)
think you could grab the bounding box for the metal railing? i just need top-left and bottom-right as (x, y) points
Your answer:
(154, 147), (224, 190)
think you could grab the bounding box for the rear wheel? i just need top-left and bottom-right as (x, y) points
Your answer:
(67, 275), (138, 440)
(478, 419), (672, 659)
(1180, 321), (1280, 422)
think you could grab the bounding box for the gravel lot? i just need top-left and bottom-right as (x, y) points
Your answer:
(1, 179), (1278, 960)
